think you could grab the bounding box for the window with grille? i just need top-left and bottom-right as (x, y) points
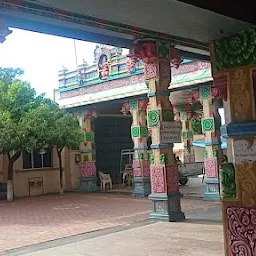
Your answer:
(22, 149), (52, 169)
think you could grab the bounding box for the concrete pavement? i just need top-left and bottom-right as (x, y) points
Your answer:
(3, 221), (224, 256)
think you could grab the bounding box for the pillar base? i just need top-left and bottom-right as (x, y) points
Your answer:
(203, 178), (220, 201)
(132, 177), (151, 197)
(148, 193), (185, 222)
(79, 176), (99, 192)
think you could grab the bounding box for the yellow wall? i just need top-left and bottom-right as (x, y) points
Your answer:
(0, 147), (81, 198)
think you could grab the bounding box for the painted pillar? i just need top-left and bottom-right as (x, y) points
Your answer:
(174, 104), (195, 163)
(197, 85), (223, 200)
(211, 27), (256, 255)
(78, 110), (99, 192)
(122, 99), (151, 196)
(131, 41), (184, 221)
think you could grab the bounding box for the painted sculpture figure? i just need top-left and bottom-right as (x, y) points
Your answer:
(126, 56), (138, 73)
(98, 55), (110, 80)
(220, 162), (236, 199)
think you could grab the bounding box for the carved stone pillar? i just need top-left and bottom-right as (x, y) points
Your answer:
(173, 104), (195, 163)
(210, 27), (256, 255)
(131, 40), (184, 221)
(122, 99), (151, 196)
(191, 85), (223, 200)
(78, 110), (99, 192)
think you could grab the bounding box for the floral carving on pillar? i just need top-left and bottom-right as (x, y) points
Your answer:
(236, 163), (256, 207)
(166, 165), (179, 193)
(151, 165), (166, 193)
(159, 58), (170, 78)
(230, 68), (252, 121)
(80, 161), (96, 176)
(138, 99), (149, 110)
(204, 158), (218, 178)
(170, 48), (182, 69)
(133, 159), (142, 177)
(142, 160), (150, 177)
(84, 110), (98, 118)
(144, 61), (158, 80)
(212, 75), (228, 101)
(227, 207), (256, 255)
(130, 41), (159, 80)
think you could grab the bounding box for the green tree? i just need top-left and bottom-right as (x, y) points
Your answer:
(0, 68), (49, 201)
(21, 105), (81, 194)
(0, 68), (24, 87)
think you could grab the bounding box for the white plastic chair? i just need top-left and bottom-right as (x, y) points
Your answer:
(122, 164), (133, 187)
(98, 171), (112, 191)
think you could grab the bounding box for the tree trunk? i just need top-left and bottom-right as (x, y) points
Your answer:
(57, 149), (64, 195)
(7, 151), (21, 201)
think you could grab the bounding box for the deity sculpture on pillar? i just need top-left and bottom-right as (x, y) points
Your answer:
(98, 54), (110, 80)
(126, 55), (138, 73)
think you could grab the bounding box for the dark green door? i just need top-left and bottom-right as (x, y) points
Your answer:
(95, 116), (133, 184)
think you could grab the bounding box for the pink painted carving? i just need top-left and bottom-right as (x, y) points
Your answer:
(151, 165), (166, 193)
(227, 207), (256, 255)
(133, 159), (142, 177)
(204, 158), (218, 178)
(138, 99), (149, 110)
(166, 165), (179, 193)
(159, 58), (170, 78)
(142, 160), (150, 177)
(83, 110), (98, 118)
(170, 48), (182, 69)
(80, 161), (96, 177)
(144, 62), (158, 80)
(60, 74), (144, 99)
(213, 75), (228, 101)
(184, 155), (190, 164)
(189, 154), (195, 163)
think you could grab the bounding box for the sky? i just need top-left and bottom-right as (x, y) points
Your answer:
(0, 28), (97, 98)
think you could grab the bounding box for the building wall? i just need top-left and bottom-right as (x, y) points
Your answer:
(0, 147), (80, 198)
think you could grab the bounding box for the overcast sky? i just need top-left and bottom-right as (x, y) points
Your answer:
(0, 28), (97, 98)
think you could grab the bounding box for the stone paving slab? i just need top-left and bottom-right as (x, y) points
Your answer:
(15, 222), (224, 256)
(0, 192), (220, 253)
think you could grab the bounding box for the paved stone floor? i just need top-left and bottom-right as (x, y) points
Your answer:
(0, 191), (220, 254)
(1, 221), (224, 256)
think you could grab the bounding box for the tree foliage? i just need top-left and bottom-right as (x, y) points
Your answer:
(21, 104), (81, 194)
(0, 67), (81, 197)
(21, 104), (81, 153)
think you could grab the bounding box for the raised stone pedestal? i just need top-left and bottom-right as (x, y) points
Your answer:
(133, 177), (151, 197)
(203, 178), (220, 201)
(80, 176), (99, 192)
(149, 193), (184, 222)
